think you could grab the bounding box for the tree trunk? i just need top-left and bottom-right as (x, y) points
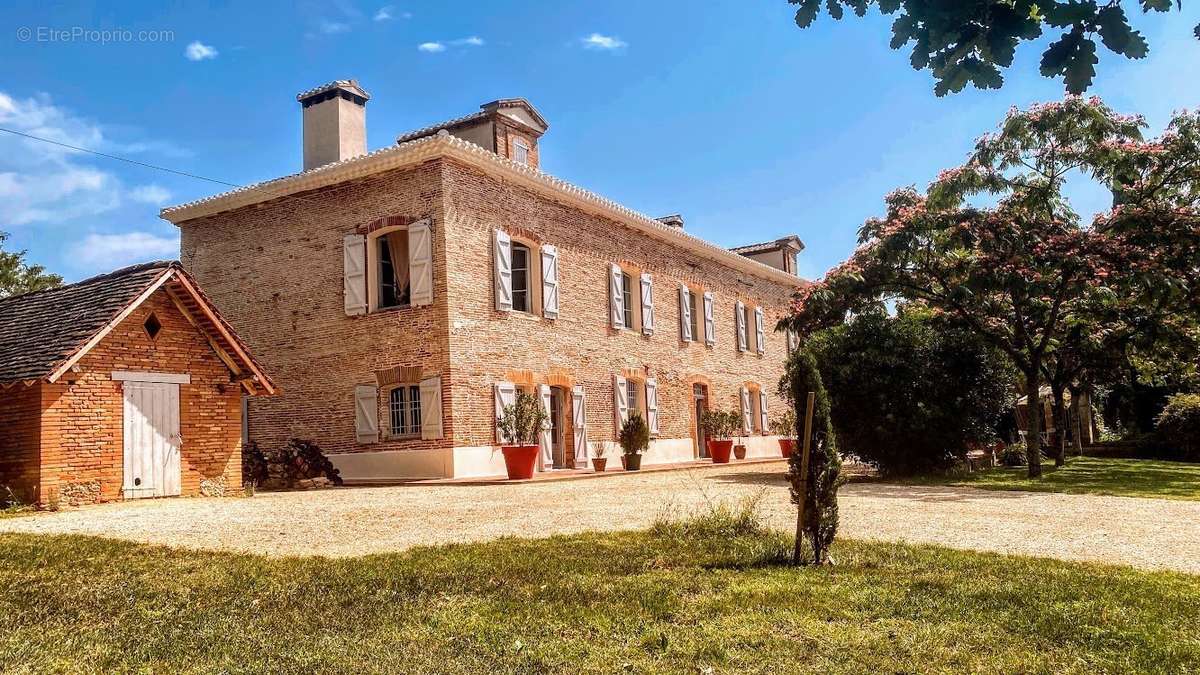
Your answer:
(1051, 384), (1067, 467)
(1069, 385), (1085, 456)
(1025, 369), (1043, 478)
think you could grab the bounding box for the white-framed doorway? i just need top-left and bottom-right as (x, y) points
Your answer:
(119, 375), (183, 499)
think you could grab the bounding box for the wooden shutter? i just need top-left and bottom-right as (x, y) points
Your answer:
(572, 385), (588, 469)
(419, 376), (443, 440)
(759, 390), (769, 435)
(609, 264), (624, 329)
(754, 307), (766, 355)
(494, 381), (517, 444)
(645, 378), (659, 436)
(343, 234), (367, 316)
(678, 284), (693, 342)
(541, 245), (559, 319)
(740, 387), (752, 434)
(354, 384), (379, 444)
(613, 374), (629, 434)
(494, 230), (513, 312)
(408, 219), (434, 306)
(735, 301), (747, 352)
(640, 273), (655, 335)
(703, 291), (716, 346)
(538, 384), (554, 471)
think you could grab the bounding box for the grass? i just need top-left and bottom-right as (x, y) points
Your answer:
(1, 505), (1198, 674)
(905, 456), (1200, 501)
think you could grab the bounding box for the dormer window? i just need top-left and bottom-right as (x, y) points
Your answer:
(513, 139), (530, 166)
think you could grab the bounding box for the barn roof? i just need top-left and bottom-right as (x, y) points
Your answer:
(0, 261), (276, 393)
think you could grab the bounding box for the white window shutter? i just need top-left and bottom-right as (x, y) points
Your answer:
(613, 374), (629, 434)
(640, 273), (655, 335)
(541, 245), (559, 319)
(494, 381), (517, 444)
(572, 385), (588, 469)
(759, 390), (769, 435)
(645, 378), (659, 436)
(755, 307), (766, 355)
(419, 376), (443, 440)
(736, 301), (747, 352)
(678, 284), (693, 342)
(494, 230), (513, 312)
(703, 291), (716, 346)
(610, 263), (625, 329)
(343, 234), (367, 316)
(537, 384), (554, 471)
(354, 384), (379, 444)
(407, 220), (434, 307)
(740, 387), (752, 434)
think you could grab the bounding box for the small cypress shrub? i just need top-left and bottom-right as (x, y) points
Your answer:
(619, 413), (650, 455)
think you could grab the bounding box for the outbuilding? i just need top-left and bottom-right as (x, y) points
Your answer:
(0, 261), (275, 507)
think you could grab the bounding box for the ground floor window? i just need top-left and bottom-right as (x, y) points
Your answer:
(389, 384), (421, 437)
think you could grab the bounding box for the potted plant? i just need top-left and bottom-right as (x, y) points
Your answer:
(733, 423), (748, 460)
(591, 442), (608, 473)
(701, 410), (737, 464)
(497, 391), (549, 480)
(770, 408), (798, 458)
(618, 413), (650, 471)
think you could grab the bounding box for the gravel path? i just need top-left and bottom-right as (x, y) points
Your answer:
(2, 462), (1197, 573)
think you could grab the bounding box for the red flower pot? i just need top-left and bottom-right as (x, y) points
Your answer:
(778, 439), (796, 458)
(707, 440), (733, 464)
(592, 457), (608, 473)
(734, 445), (747, 460)
(501, 445), (539, 480)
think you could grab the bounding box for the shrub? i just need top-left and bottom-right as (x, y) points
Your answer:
(701, 409), (739, 440)
(497, 391), (548, 446)
(1155, 394), (1200, 462)
(998, 443), (1028, 467)
(770, 408), (797, 438)
(619, 413), (650, 456)
(808, 308), (1017, 476)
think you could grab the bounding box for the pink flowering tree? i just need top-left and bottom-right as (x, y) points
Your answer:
(784, 98), (1200, 477)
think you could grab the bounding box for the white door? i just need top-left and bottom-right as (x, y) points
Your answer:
(122, 381), (181, 499)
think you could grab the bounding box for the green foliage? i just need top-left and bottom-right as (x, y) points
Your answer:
(998, 443), (1029, 468)
(769, 406), (798, 438)
(618, 412), (650, 456)
(1155, 394), (1200, 462)
(0, 231), (62, 299)
(782, 347), (842, 564)
(916, 456), (1200, 501)
(497, 391), (548, 446)
(700, 409), (739, 440)
(788, 0), (1194, 95)
(808, 308), (1018, 475)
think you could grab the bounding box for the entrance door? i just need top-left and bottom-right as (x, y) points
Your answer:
(550, 387), (565, 469)
(122, 381), (182, 499)
(693, 384), (709, 458)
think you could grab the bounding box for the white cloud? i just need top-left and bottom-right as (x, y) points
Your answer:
(184, 41), (218, 61)
(129, 184), (172, 205)
(374, 6), (394, 21)
(452, 36), (484, 47)
(71, 232), (180, 269)
(582, 33), (627, 51)
(418, 42), (446, 53)
(319, 20), (351, 34)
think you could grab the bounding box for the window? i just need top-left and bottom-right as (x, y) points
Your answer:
(626, 377), (639, 416)
(514, 139), (530, 165)
(512, 242), (531, 312)
(375, 230), (410, 310)
(389, 385), (422, 437)
(620, 271), (634, 329)
(688, 291), (699, 342)
(142, 313), (162, 340)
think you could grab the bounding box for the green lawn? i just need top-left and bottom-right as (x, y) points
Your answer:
(1, 513), (1197, 674)
(908, 456), (1200, 501)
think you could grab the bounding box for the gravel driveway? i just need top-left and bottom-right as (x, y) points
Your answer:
(3, 462), (1197, 573)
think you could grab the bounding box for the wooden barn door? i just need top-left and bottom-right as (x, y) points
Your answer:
(122, 381), (181, 499)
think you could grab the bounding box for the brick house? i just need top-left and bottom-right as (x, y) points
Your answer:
(163, 80), (807, 481)
(0, 262), (275, 506)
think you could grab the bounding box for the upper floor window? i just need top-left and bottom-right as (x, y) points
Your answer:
(389, 384), (421, 438)
(514, 139), (530, 165)
(620, 271), (634, 329)
(512, 242), (531, 312)
(376, 231), (410, 310)
(344, 220), (433, 317)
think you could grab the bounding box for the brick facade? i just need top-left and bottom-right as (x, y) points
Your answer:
(0, 289), (245, 506)
(178, 151), (801, 479)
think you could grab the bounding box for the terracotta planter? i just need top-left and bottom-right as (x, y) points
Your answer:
(592, 457), (608, 473)
(778, 439), (796, 458)
(734, 444), (747, 460)
(500, 445), (539, 480)
(622, 454), (643, 471)
(707, 440), (733, 464)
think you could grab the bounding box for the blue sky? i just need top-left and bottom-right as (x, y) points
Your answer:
(1, 1), (1198, 282)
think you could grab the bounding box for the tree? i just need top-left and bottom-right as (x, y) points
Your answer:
(808, 307), (1017, 475)
(0, 232), (61, 299)
(784, 98), (1200, 478)
(788, 0), (1198, 95)
(781, 347), (842, 565)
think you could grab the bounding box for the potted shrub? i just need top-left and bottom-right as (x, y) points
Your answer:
(619, 413), (650, 471)
(733, 426), (748, 461)
(591, 442), (608, 473)
(497, 391), (549, 480)
(701, 410), (737, 464)
(770, 408), (798, 458)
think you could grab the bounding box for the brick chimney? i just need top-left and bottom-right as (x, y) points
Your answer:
(656, 214), (684, 230)
(297, 80), (370, 170)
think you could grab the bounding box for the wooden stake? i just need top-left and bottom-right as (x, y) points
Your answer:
(793, 391), (816, 565)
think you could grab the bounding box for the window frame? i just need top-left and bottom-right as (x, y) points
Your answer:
(387, 383), (423, 439)
(367, 225), (412, 313)
(511, 241), (531, 313)
(620, 271), (634, 330)
(513, 138), (530, 165)
(688, 287), (700, 343)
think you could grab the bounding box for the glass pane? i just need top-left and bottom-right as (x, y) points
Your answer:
(512, 245), (529, 312)
(378, 238), (399, 308)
